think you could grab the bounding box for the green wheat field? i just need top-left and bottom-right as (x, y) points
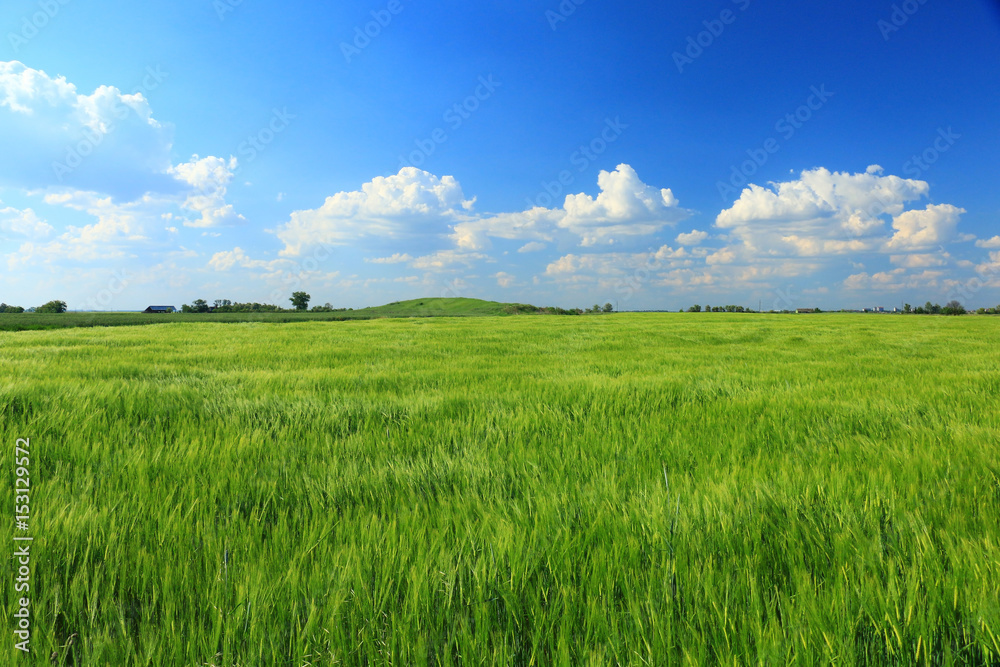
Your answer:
(2, 313), (999, 665)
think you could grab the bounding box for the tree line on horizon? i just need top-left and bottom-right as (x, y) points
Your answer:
(6, 295), (1000, 316)
(683, 300), (998, 315)
(0, 300), (66, 314)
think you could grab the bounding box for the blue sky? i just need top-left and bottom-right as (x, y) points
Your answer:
(1, 0), (999, 311)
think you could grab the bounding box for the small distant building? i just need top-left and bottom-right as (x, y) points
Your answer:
(143, 305), (176, 314)
(796, 308), (817, 314)
(874, 306), (885, 313)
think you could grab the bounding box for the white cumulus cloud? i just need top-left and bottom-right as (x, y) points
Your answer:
(675, 229), (709, 246)
(0, 60), (179, 199)
(716, 166), (933, 257)
(885, 204), (964, 250)
(452, 164), (688, 250)
(275, 168), (475, 256)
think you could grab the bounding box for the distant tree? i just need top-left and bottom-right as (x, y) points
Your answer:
(290, 292), (311, 311)
(191, 299), (210, 313)
(688, 304), (702, 312)
(36, 300), (67, 313)
(903, 303), (912, 314)
(214, 299), (232, 309)
(602, 302), (614, 313)
(943, 300), (966, 315)
(0, 303), (25, 313)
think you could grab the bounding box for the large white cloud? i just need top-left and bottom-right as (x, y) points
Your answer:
(532, 166), (976, 300)
(0, 60), (178, 199)
(452, 164), (688, 250)
(560, 164), (684, 245)
(274, 168), (475, 256)
(0, 61), (242, 230)
(716, 166), (936, 257)
(884, 204), (965, 250)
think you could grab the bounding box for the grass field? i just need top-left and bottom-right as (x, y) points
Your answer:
(2, 314), (999, 665)
(0, 298), (539, 332)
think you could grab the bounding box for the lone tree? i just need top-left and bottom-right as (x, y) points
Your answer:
(290, 292), (311, 311)
(943, 300), (966, 315)
(36, 300), (67, 313)
(602, 302), (614, 313)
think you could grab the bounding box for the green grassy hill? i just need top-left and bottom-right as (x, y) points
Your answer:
(352, 297), (532, 318)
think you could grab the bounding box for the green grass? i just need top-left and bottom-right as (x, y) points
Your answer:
(0, 298), (544, 332)
(2, 314), (999, 665)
